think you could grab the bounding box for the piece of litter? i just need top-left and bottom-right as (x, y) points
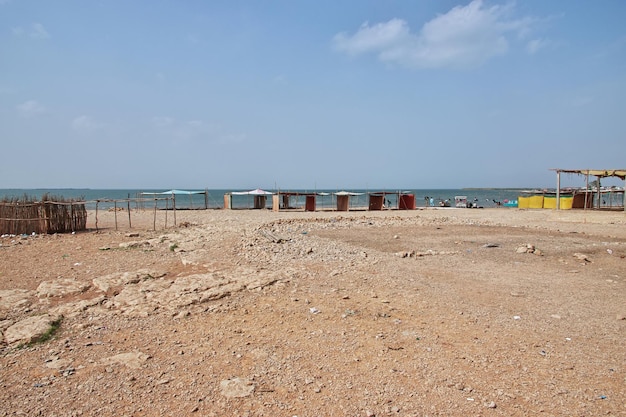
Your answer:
(513, 315), (521, 320)
(309, 307), (320, 314)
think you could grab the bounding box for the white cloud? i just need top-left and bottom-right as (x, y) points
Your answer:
(334, 19), (412, 57)
(332, 0), (537, 69)
(526, 38), (549, 54)
(17, 100), (45, 116)
(31, 23), (50, 39)
(71, 115), (105, 133)
(12, 22), (50, 39)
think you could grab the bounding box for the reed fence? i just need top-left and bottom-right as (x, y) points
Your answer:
(0, 196), (87, 235)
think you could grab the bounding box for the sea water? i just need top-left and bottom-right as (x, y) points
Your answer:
(0, 188), (524, 210)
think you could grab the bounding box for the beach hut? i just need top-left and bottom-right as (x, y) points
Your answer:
(334, 191), (363, 211)
(305, 195), (316, 211)
(368, 193), (385, 210)
(398, 192), (416, 210)
(368, 191), (408, 210)
(272, 191), (317, 211)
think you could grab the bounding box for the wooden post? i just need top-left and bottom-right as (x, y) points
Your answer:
(153, 197), (157, 231)
(584, 172), (589, 210)
(165, 197), (168, 228)
(556, 171), (561, 210)
(114, 201), (118, 231)
(173, 195), (176, 226)
(127, 195), (132, 228)
(95, 201), (99, 232)
(70, 203), (74, 233)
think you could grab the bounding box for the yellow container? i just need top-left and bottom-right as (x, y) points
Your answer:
(518, 196), (530, 209)
(542, 195), (574, 209)
(543, 195), (556, 209)
(528, 195), (544, 209)
(560, 196), (573, 209)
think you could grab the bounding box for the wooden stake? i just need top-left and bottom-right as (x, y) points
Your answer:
(153, 198), (157, 231)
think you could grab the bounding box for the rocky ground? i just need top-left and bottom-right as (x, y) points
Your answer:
(1, 207), (625, 417)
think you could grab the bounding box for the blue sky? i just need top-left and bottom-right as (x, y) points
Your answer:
(1, 0), (625, 190)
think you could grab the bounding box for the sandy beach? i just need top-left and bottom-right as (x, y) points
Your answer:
(1, 207), (625, 416)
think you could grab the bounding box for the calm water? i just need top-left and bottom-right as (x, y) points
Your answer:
(0, 188), (525, 210)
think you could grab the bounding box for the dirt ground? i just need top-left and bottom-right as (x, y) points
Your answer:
(1, 207), (625, 416)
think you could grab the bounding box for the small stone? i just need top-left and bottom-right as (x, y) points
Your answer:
(219, 377), (255, 398)
(485, 401), (497, 408)
(573, 253), (591, 262)
(174, 310), (190, 319)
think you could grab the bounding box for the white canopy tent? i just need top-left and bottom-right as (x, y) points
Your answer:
(225, 189), (274, 209)
(140, 189), (208, 209)
(230, 188), (274, 196)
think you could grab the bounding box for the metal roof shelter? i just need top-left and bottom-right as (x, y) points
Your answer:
(551, 169), (626, 211)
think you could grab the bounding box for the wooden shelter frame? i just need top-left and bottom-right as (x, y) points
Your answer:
(551, 169), (626, 211)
